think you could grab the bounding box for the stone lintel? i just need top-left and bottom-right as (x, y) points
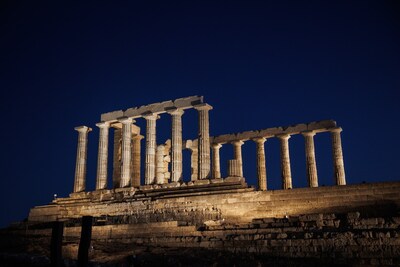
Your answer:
(224, 176), (246, 183)
(212, 120), (337, 144)
(101, 95), (203, 122)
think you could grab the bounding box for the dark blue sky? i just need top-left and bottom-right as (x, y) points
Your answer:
(1, 1), (399, 227)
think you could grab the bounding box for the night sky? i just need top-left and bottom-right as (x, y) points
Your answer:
(1, 1), (399, 228)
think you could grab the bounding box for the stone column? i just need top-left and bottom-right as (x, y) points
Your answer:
(278, 134), (292, 189)
(331, 127), (346, 185)
(189, 145), (198, 181)
(212, 143), (222, 178)
(144, 114), (159, 185)
(156, 145), (165, 184)
(168, 108), (184, 182)
(112, 128), (122, 188)
(131, 134), (143, 187)
(195, 104), (213, 179)
(228, 159), (241, 177)
(95, 122), (110, 190)
(73, 126), (92, 193)
(253, 137), (267, 191)
(232, 140), (244, 177)
(302, 131), (318, 188)
(119, 117), (133, 188)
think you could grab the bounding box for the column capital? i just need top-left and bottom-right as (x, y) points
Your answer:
(96, 121), (110, 128)
(302, 130), (316, 137)
(74, 126), (92, 133)
(143, 113), (160, 120)
(252, 137), (267, 144)
(231, 140), (244, 146)
(331, 127), (343, 133)
(132, 134), (144, 140)
(194, 103), (213, 111)
(118, 117), (134, 124)
(167, 107), (185, 116)
(277, 133), (291, 140)
(212, 143), (222, 149)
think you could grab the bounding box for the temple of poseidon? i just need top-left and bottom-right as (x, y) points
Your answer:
(3, 96), (400, 266)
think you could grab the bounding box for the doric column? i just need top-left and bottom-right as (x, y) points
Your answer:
(95, 122), (110, 190)
(228, 159), (241, 177)
(253, 137), (267, 191)
(302, 131), (318, 188)
(131, 135), (143, 187)
(119, 117), (133, 188)
(212, 143), (222, 178)
(144, 114), (159, 185)
(189, 145), (198, 181)
(331, 127), (346, 185)
(156, 145), (165, 184)
(231, 140), (244, 177)
(112, 127), (122, 188)
(195, 104), (213, 179)
(168, 108), (184, 182)
(73, 126), (92, 193)
(278, 134), (292, 189)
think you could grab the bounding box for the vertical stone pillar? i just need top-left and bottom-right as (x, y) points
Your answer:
(278, 134), (292, 189)
(112, 127), (122, 188)
(331, 127), (346, 185)
(131, 135), (143, 187)
(232, 140), (244, 177)
(156, 145), (165, 184)
(212, 143), (222, 178)
(95, 122), (110, 190)
(189, 144), (198, 181)
(302, 131), (318, 188)
(144, 114), (159, 185)
(168, 108), (184, 182)
(119, 117), (133, 188)
(228, 159), (241, 177)
(253, 137), (267, 191)
(73, 126), (92, 193)
(195, 104), (213, 179)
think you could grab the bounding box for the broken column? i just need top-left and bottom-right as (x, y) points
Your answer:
(131, 134), (143, 187)
(156, 145), (165, 184)
(302, 131), (318, 187)
(95, 122), (110, 190)
(119, 117), (133, 188)
(112, 127), (122, 188)
(278, 134), (292, 189)
(331, 127), (346, 185)
(212, 143), (222, 178)
(195, 104), (212, 179)
(232, 140), (244, 177)
(144, 113), (159, 185)
(228, 159), (241, 177)
(168, 108), (184, 182)
(73, 126), (92, 193)
(253, 137), (267, 191)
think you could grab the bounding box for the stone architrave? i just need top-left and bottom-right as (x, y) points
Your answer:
(302, 131), (318, 188)
(95, 122), (110, 190)
(253, 137), (267, 191)
(212, 143), (222, 178)
(144, 114), (159, 185)
(119, 117), (133, 188)
(194, 104), (213, 179)
(331, 127), (346, 185)
(73, 126), (92, 193)
(278, 134), (292, 189)
(231, 140), (244, 177)
(131, 135), (143, 187)
(112, 127), (122, 188)
(168, 108), (184, 182)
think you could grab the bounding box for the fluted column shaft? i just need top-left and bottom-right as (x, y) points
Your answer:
(73, 126), (92, 193)
(156, 145), (165, 184)
(232, 140), (244, 177)
(331, 127), (346, 185)
(145, 114), (159, 185)
(212, 143), (222, 178)
(190, 146), (198, 181)
(302, 131), (318, 187)
(131, 135), (143, 187)
(95, 122), (110, 190)
(254, 138), (267, 191)
(119, 117), (133, 187)
(169, 109), (184, 182)
(278, 134), (292, 189)
(112, 128), (122, 188)
(195, 104), (213, 179)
